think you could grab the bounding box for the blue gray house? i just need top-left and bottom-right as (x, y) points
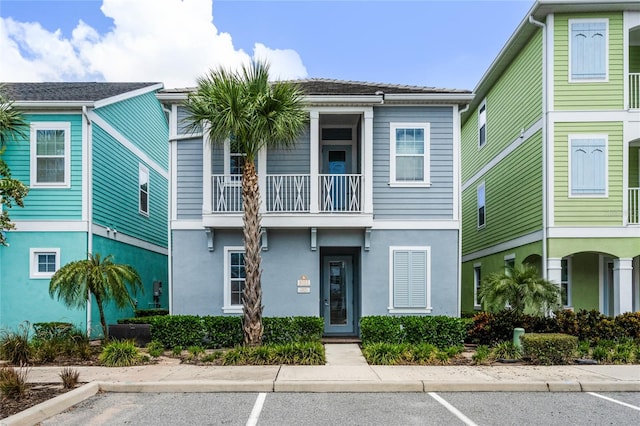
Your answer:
(0, 83), (169, 336)
(158, 80), (472, 336)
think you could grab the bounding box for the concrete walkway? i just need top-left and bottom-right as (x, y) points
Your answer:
(4, 344), (640, 425)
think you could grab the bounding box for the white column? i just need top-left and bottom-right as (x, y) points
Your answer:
(547, 257), (562, 287)
(202, 125), (212, 214)
(258, 147), (267, 214)
(309, 110), (319, 214)
(613, 258), (633, 314)
(363, 108), (374, 214)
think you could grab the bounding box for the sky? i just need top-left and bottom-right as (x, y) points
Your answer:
(0, 0), (536, 91)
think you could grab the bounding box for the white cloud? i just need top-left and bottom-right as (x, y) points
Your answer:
(0, 0), (307, 88)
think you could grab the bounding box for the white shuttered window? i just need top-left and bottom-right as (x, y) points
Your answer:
(569, 136), (607, 196)
(389, 247), (431, 313)
(570, 20), (608, 81)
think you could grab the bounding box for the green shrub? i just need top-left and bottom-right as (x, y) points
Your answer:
(171, 346), (183, 357)
(360, 316), (467, 348)
(0, 323), (32, 365)
(117, 316), (166, 324)
(187, 345), (205, 360)
(362, 343), (408, 365)
(521, 333), (577, 365)
(99, 340), (141, 367)
(360, 317), (402, 344)
(591, 345), (610, 362)
(412, 343), (438, 364)
(150, 315), (205, 348)
(492, 341), (522, 360)
(135, 309), (169, 317)
(615, 312), (640, 340)
(59, 367), (80, 389)
(32, 322), (73, 341)
(262, 317), (324, 345)
(146, 341), (164, 358)
(202, 316), (242, 348)
(0, 366), (28, 400)
(201, 351), (223, 363)
(472, 345), (491, 365)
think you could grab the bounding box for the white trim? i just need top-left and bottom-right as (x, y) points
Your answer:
(473, 262), (482, 309)
(170, 140), (178, 221)
(309, 110), (320, 213)
(567, 134), (608, 198)
(12, 221), (88, 232)
(388, 246), (432, 312)
(452, 105), (460, 221)
(372, 219), (460, 230)
(547, 13), (555, 113)
(461, 230), (543, 263)
(548, 226), (640, 238)
(478, 99), (487, 149)
(462, 119), (543, 190)
(86, 111), (168, 179)
(504, 253), (516, 261)
(29, 248), (60, 279)
(92, 223), (168, 255)
(548, 119), (555, 227)
(81, 111), (89, 221)
(171, 219), (204, 230)
(93, 83), (163, 109)
(389, 122), (431, 186)
(568, 18), (609, 83)
(30, 122), (71, 188)
(364, 109), (374, 214)
(223, 246), (245, 314)
(203, 214), (375, 229)
(202, 124), (213, 214)
(599, 254), (605, 313)
(138, 163), (150, 216)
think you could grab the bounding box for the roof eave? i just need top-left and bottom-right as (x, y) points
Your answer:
(13, 101), (93, 110)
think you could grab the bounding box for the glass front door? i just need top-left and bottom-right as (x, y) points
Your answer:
(322, 255), (354, 334)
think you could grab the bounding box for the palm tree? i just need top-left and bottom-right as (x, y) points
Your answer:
(479, 264), (561, 316)
(49, 253), (143, 339)
(0, 86), (29, 245)
(184, 61), (307, 346)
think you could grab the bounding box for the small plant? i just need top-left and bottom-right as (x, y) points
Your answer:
(0, 366), (28, 400)
(434, 350), (451, 364)
(577, 340), (591, 358)
(222, 347), (246, 365)
(591, 345), (610, 362)
(147, 341), (164, 358)
(362, 343), (406, 365)
(611, 340), (634, 364)
(171, 346), (183, 357)
(412, 343), (438, 364)
(492, 341), (522, 360)
(99, 340), (141, 367)
(201, 351), (223, 363)
(59, 367), (80, 389)
(0, 323), (32, 365)
(187, 345), (205, 361)
(472, 345), (491, 365)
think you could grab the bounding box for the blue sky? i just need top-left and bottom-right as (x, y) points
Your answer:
(0, 0), (535, 90)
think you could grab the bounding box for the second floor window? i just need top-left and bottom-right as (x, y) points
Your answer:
(30, 122), (70, 188)
(570, 136), (607, 196)
(478, 101), (487, 148)
(139, 164), (149, 216)
(390, 123), (430, 186)
(477, 182), (486, 228)
(570, 19), (608, 81)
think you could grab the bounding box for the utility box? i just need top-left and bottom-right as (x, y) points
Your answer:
(108, 324), (151, 346)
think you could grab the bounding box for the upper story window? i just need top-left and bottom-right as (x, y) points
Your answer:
(389, 123), (430, 186)
(388, 246), (431, 313)
(139, 164), (149, 216)
(30, 248), (60, 279)
(224, 137), (246, 182)
(478, 101), (487, 148)
(569, 19), (608, 82)
(30, 122), (71, 188)
(477, 182), (486, 228)
(569, 135), (607, 197)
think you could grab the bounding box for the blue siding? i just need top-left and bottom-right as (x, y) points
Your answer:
(267, 124), (311, 174)
(176, 138), (203, 219)
(372, 106), (455, 219)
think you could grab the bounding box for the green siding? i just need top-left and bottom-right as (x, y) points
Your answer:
(462, 132), (543, 255)
(92, 125), (168, 247)
(4, 114), (83, 220)
(549, 237), (640, 259)
(461, 30), (543, 182)
(461, 240), (542, 314)
(570, 252), (600, 311)
(0, 232), (87, 332)
(94, 91), (169, 170)
(554, 12), (624, 111)
(553, 122), (624, 226)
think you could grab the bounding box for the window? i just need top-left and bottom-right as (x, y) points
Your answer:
(569, 19), (608, 81)
(389, 123), (430, 186)
(29, 248), (60, 279)
(223, 247), (245, 313)
(561, 258), (571, 307)
(225, 137), (246, 182)
(388, 246), (431, 313)
(477, 182), (486, 228)
(139, 164), (149, 215)
(504, 255), (515, 275)
(478, 101), (487, 148)
(473, 263), (482, 309)
(30, 122), (71, 188)
(569, 136), (607, 196)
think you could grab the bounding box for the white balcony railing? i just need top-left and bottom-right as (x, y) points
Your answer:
(319, 174), (362, 213)
(266, 174), (310, 212)
(629, 188), (640, 225)
(211, 175), (243, 212)
(630, 73), (640, 109)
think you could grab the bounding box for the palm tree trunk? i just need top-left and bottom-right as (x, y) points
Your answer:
(241, 161), (263, 346)
(95, 295), (109, 341)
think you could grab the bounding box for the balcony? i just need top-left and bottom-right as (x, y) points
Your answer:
(629, 188), (639, 225)
(630, 73), (640, 110)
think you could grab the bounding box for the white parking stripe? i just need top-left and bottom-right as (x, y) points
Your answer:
(428, 392), (479, 426)
(246, 392), (267, 426)
(587, 392), (640, 412)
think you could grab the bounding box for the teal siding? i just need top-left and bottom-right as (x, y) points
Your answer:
(4, 114), (83, 220)
(94, 91), (169, 170)
(92, 125), (168, 247)
(0, 232), (87, 332)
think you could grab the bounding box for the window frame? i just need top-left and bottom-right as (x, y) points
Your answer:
(478, 100), (487, 149)
(568, 134), (608, 198)
(389, 122), (431, 187)
(223, 246), (245, 314)
(388, 246), (432, 314)
(561, 257), (572, 307)
(139, 163), (150, 216)
(504, 254), (516, 274)
(30, 122), (71, 188)
(223, 138), (246, 186)
(29, 248), (60, 279)
(568, 18), (609, 83)
(473, 263), (482, 309)
(477, 182), (486, 229)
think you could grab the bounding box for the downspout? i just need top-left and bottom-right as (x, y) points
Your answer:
(457, 103), (470, 317)
(82, 106), (93, 336)
(528, 15), (548, 279)
(162, 105), (173, 315)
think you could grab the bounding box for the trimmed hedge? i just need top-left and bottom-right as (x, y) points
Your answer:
(521, 333), (578, 365)
(134, 309), (169, 317)
(360, 316), (467, 349)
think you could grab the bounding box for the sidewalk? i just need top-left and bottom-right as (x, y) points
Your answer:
(4, 344), (640, 425)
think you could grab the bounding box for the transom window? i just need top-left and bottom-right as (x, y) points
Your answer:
(388, 246), (431, 313)
(29, 248), (60, 279)
(569, 136), (607, 196)
(569, 19), (608, 81)
(223, 247), (246, 313)
(389, 123), (430, 186)
(30, 122), (71, 188)
(139, 164), (149, 216)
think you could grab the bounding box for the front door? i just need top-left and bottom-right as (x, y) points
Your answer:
(321, 145), (352, 211)
(322, 255), (354, 335)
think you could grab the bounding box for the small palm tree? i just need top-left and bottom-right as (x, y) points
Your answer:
(184, 61), (307, 346)
(49, 253), (143, 339)
(479, 264), (560, 316)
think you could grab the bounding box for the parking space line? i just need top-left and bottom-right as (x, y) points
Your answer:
(587, 392), (640, 412)
(246, 392), (267, 426)
(428, 392), (478, 426)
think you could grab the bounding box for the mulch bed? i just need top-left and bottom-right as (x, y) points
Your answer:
(0, 384), (74, 419)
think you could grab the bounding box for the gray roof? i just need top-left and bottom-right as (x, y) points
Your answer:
(288, 79), (471, 95)
(1, 82), (161, 102)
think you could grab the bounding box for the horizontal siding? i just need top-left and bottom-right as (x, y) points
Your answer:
(553, 121), (623, 226)
(554, 12), (624, 110)
(267, 124), (310, 174)
(462, 30), (543, 182)
(94, 92), (169, 170)
(462, 132), (543, 255)
(5, 114), (83, 220)
(92, 125), (168, 247)
(176, 138), (204, 219)
(373, 106), (454, 219)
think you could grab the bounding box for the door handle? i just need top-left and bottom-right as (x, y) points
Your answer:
(324, 299), (329, 306)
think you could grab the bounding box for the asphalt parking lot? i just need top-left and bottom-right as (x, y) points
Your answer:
(43, 391), (640, 425)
